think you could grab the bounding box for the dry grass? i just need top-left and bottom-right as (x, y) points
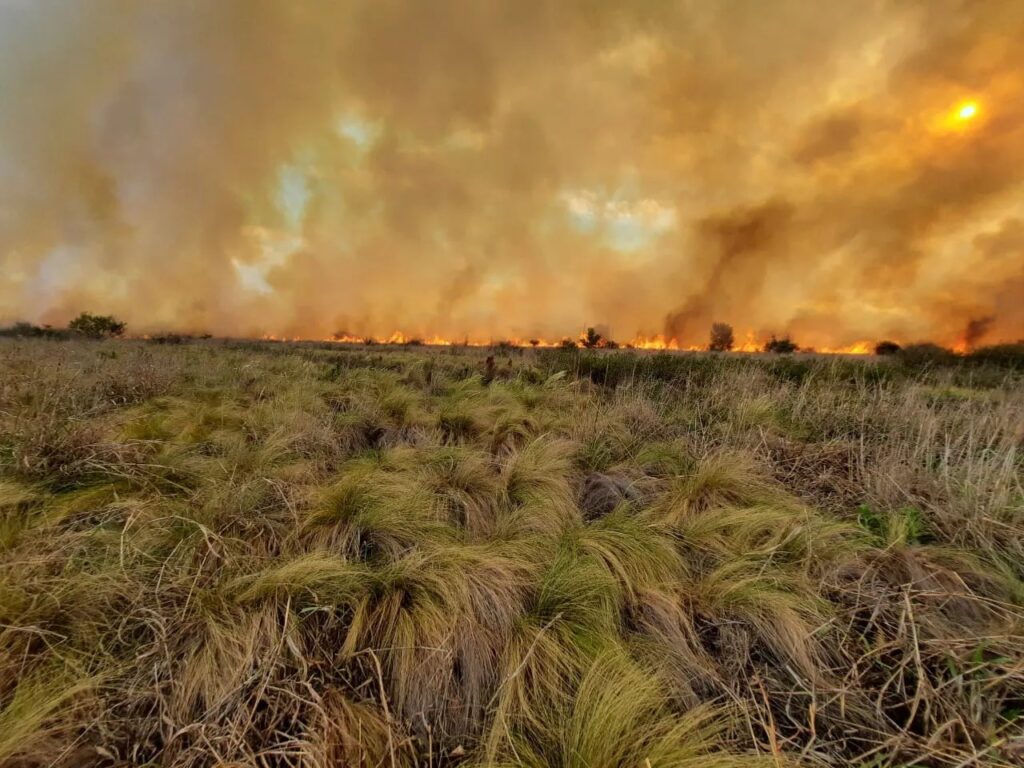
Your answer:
(0, 339), (1021, 766)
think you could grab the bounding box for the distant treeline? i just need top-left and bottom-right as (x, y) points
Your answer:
(0, 312), (125, 340)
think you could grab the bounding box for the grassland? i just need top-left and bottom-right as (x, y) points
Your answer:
(0, 339), (1022, 767)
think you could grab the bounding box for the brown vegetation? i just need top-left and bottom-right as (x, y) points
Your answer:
(0, 338), (1021, 766)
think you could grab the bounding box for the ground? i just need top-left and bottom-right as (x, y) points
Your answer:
(0, 339), (1022, 767)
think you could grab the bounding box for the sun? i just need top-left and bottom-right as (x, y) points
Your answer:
(956, 101), (979, 121)
(936, 99), (982, 133)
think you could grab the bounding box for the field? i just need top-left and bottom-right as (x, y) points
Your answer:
(1, 339), (1022, 767)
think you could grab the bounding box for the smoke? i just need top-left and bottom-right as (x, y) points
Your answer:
(962, 316), (996, 350)
(1, 0), (1023, 346)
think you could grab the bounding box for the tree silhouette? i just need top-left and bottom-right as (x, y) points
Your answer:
(582, 327), (603, 349)
(68, 312), (125, 339)
(709, 322), (734, 352)
(764, 335), (798, 354)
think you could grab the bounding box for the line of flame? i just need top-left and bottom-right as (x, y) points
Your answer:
(256, 331), (877, 355)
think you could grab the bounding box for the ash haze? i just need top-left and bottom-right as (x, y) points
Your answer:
(1, 1), (1023, 349)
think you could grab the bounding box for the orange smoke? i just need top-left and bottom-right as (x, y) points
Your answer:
(1, 3), (1023, 347)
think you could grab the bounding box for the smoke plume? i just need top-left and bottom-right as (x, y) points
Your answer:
(1, 0), (1023, 347)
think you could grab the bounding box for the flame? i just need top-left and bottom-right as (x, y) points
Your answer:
(631, 335), (679, 350)
(817, 340), (874, 355)
(734, 331), (762, 353)
(260, 329), (881, 354)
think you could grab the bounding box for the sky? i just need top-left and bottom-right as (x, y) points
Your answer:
(1, 0), (1022, 348)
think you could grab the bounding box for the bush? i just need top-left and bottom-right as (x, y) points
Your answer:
(147, 333), (185, 345)
(709, 322), (734, 352)
(874, 340), (901, 355)
(582, 327), (603, 349)
(68, 312), (125, 339)
(898, 342), (957, 367)
(964, 343), (1024, 370)
(764, 336), (798, 354)
(0, 322), (70, 340)
(560, 338), (578, 350)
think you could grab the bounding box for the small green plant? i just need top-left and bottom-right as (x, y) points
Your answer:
(857, 504), (926, 545)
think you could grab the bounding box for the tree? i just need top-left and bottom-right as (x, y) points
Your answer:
(709, 322), (734, 352)
(582, 327), (603, 349)
(68, 312), (125, 339)
(764, 335), (798, 354)
(529, 339), (540, 348)
(874, 340), (901, 355)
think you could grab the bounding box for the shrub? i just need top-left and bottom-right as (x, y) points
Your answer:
(0, 322), (70, 340)
(708, 322), (734, 352)
(898, 342), (957, 367)
(874, 340), (901, 355)
(764, 335), (798, 354)
(964, 342), (1024, 370)
(582, 327), (603, 349)
(560, 338), (578, 350)
(68, 312), (126, 339)
(147, 333), (185, 345)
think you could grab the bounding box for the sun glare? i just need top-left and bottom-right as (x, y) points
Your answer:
(956, 101), (979, 121)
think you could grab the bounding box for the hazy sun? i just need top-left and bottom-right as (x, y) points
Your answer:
(956, 101), (979, 121)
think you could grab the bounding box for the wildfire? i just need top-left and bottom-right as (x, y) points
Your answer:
(817, 341), (874, 355)
(261, 330), (879, 355)
(631, 335), (678, 350)
(734, 331), (762, 353)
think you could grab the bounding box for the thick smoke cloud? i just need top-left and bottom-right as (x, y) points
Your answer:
(1, 0), (1022, 347)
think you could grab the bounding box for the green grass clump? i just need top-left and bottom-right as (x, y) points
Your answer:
(0, 338), (1021, 767)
